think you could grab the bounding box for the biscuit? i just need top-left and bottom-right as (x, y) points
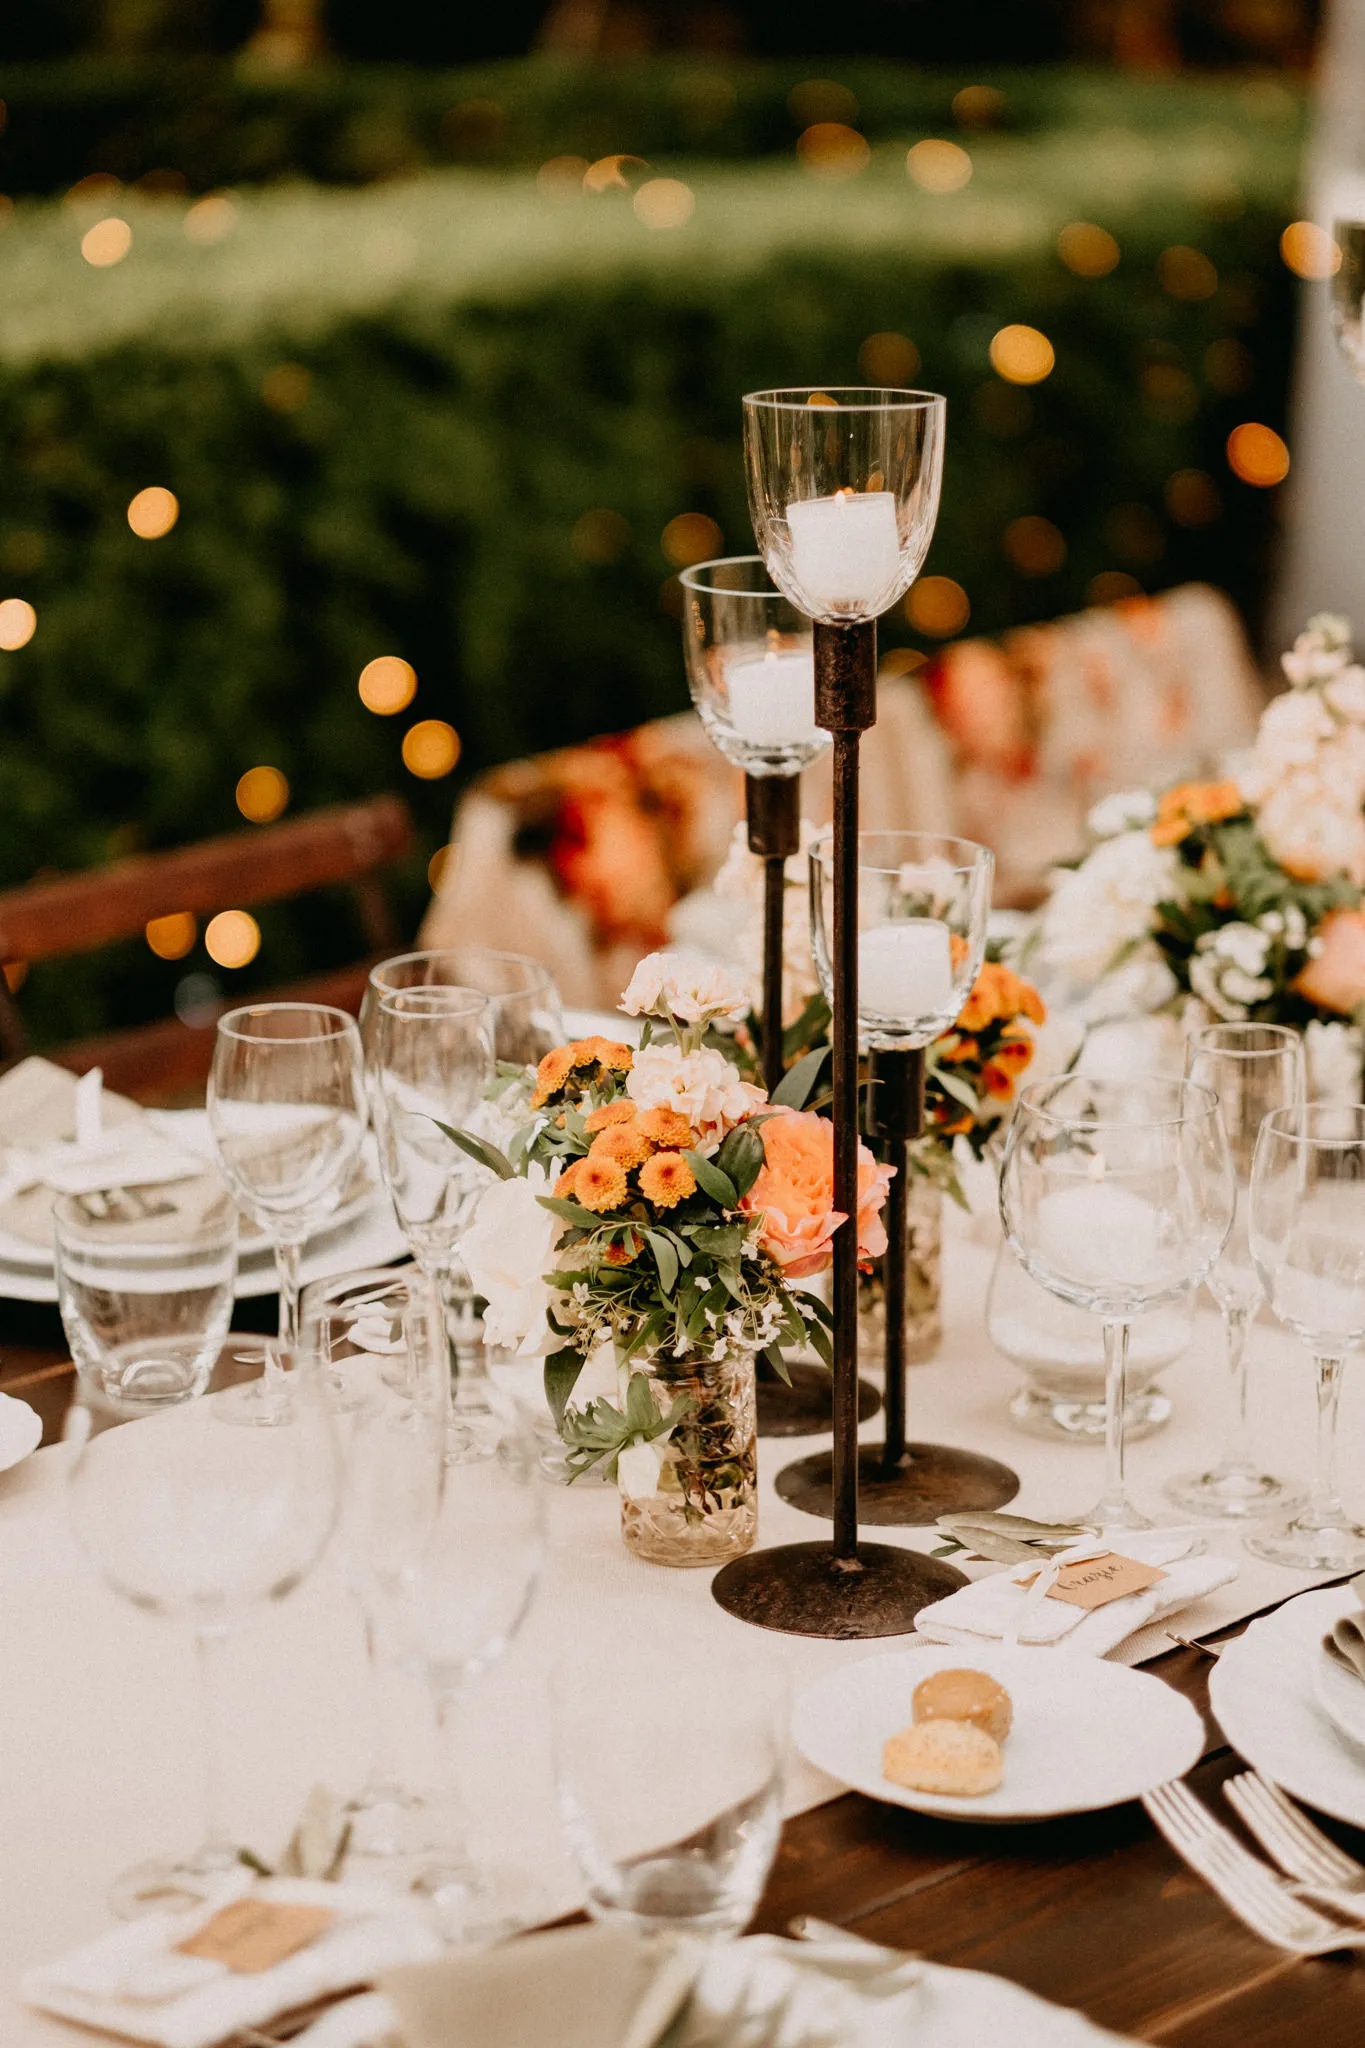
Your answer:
(912, 1667), (1013, 1745)
(882, 1718), (1004, 1797)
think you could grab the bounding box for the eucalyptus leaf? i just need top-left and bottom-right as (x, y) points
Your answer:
(770, 1045), (829, 1111)
(544, 1348), (585, 1431)
(685, 1150), (738, 1209)
(645, 1229), (679, 1295)
(431, 1120), (513, 1180)
(762, 1342), (793, 1387)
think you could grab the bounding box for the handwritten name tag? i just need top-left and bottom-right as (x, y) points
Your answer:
(1044, 1552), (1167, 1611)
(177, 1899), (335, 1975)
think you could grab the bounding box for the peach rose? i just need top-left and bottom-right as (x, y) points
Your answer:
(741, 1109), (893, 1280)
(1295, 909), (1365, 1015)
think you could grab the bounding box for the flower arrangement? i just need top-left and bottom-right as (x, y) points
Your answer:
(459, 952), (892, 1560)
(921, 958), (1050, 1181)
(1036, 615), (1365, 1089)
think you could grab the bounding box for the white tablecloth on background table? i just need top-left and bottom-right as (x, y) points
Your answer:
(2, 1222), (1360, 2047)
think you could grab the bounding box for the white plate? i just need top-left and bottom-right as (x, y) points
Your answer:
(1315, 1641), (1365, 1754)
(1211, 1586), (1365, 1829)
(0, 1390), (41, 1470)
(793, 1642), (1203, 1823)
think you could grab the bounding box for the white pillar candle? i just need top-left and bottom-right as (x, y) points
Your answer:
(1035, 1183), (1162, 1291)
(786, 490), (901, 612)
(724, 649), (818, 744)
(857, 919), (954, 1022)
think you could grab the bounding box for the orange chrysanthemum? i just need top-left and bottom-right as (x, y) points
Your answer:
(982, 1034), (1035, 1098)
(584, 1101), (637, 1133)
(568, 1036), (634, 1073)
(556, 1160), (582, 1198)
(956, 960), (1045, 1034)
(639, 1151), (696, 1210)
(590, 1124), (653, 1171)
(635, 1106), (697, 1148)
(603, 1231), (641, 1266)
(575, 1155), (630, 1213)
(531, 1045), (574, 1107)
(1150, 779), (1244, 848)
(936, 1032), (979, 1066)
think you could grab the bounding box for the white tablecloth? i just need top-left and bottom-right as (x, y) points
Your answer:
(3, 1221), (1360, 2047)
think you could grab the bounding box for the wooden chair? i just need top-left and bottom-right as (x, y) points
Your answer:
(0, 796), (415, 1104)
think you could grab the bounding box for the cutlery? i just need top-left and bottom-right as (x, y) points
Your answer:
(1164, 1631), (1224, 1659)
(1225, 1770), (1365, 1917)
(1143, 1779), (1365, 1952)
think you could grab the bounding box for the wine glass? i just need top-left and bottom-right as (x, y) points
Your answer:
(301, 1266), (447, 1860)
(1246, 1102), (1365, 1571)
(362, 948), (562, 1079)
(1000, 1075), (1235, 1530)
(208, 1003), (366, 1421)
(1167, 1023), (1305, 1518)
(678, 555), (826, 779)
(389, 1399), (544, 1944)
(64, 1371), (340, 1917)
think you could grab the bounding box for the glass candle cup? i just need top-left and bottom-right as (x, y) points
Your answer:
(678, 556), (827, 779)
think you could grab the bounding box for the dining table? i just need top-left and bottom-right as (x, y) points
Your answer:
(5, 1219), (1365, 2048)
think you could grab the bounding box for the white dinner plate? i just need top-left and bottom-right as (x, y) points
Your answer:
(1315, 1641), (1365, 1754)
(793, 1642), (1203, 1823)
(0, 1390), (42, 1471)
(1211, 1586), (1365, 1828)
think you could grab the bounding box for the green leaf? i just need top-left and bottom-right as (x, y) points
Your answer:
(685, 1150), (738, 1209)
(715, 1121), (766, 1201)
(543, 1348), (585, 1431)
(431, 1120), (513, 1180)
(762, 1342), (793, 1386)
(770, 1045), (829, 1111)
(538, 1194), (606, 1226)
(624, 1369), (657, 1435)
(645, 1229), (679, 1294)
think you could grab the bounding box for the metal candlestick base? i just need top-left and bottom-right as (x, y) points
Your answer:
(774, 1442), (1020, 1525)
(756, 1360), (881, 1438)
(711, 1538), (967, 1639)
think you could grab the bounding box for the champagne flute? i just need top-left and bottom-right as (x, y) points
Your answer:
(1246, 1101), (1365, 1570)
(208, 1003), (366, 1422)
(1167, 1023), (1305, 1518)
(64, 1372), (339, 1916)
(1000, 1075), (1234, 1529)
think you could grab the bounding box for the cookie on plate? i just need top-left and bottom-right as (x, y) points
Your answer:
(912, 1667), (1013, 1746)
(882, 1718), (1004, 1797)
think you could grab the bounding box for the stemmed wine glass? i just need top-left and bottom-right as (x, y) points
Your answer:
(1167, 1023), (1305, 1518)
(208, 1003), (366, 1421)
(1246, 1102), (1365, 1571)
(1000, 1075), (1235, 1530)
(64, 1372), (340, 1917)
(361, 948), (563, 1079)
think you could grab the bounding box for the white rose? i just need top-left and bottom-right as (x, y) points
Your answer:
(626, 1042), (763, 1153)
(461, 1164), (560, 1356)
(1039, 832), (1177, 986)
(1086, 789), (1158, 839)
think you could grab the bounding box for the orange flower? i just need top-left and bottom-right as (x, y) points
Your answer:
(531, 1045), (574, 1107)
(982, 1034), (1035, 1098)
(590, 1123), (653, 1171)
(603, 1231), (640, 1266)
(569, 1036), (634, 1073)
(639, 1151), (696, 1209)
(740, 1108), (892, 1279)
(635, 1106), (698, 1148)
(555, 1160), (582, 1198)
(584, 1101), (637, 1133)
(937, 1032), (979, 1065)
(574, 1155), (629, 1213)
(1295, 909), (1365, 1014)
(1150, 779), (1244, 848)
(956, 961), (1046, 1034)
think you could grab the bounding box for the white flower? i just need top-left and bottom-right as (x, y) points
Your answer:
(1087, 789), (1158, 839)
(1306, 1020), (1364, 1104)
(1188, 923), (1274, 1021)
(1075, 948), (1179, 1024)
(461, 1164), (560, 1356)
(1326, 664), (1365, 724)
(1038, 832), (1177, 986)
(617, 1438), (667, 1500)
(620, 949), (750, 1027)
(625, 1042), (763, 1153)
(1282, 614), (1353, 685)
(1257, 779), (1365, 886)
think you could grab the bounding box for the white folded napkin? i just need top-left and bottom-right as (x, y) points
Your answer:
(0, 1057), (205, 1211)
(0, 1390), (42, 1472)
(914, 1529), (1238, 1660)
(22, 1873), (442, 2048)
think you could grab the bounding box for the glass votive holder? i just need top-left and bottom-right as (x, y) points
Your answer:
(678, 555), (827, 779)
(54, 1184), (238, 1408)
(986, 1239), (1191, 1442)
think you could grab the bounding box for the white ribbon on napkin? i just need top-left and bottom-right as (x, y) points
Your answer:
(913, 1529), (1238, 1660)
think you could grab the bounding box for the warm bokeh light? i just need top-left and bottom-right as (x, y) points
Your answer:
(127, 486), (179, 539)
(1280, 221), (1341, 280)
(797, 123), (870, 179)
(1226, 421), (1291, 487)
(1104, 502), (1165, 563)
(906, 576), (970, 636)
(952, 84), (1005, 128)
(858, 332), (920, 383)
(584, 155), (648, 194)
(1003, 515), (1067, 575)
(633, 179), (695, 230)
(572, 508), (631, 565)
(235, 765), (290, 823)
(1165, 469), (1223, 526)
(2, 960), (27, 993)
(1088, 571), (1143, 605)
(81, 217), (131, 267)
(261, 363), (312, 413)
(906, 140), (973, 193)
(989, 325), (1055, 385)
(537, 155), (589, 200)
(358, 656), (418, 715)
(402, 719), (461, 778)
(1204, 338), (1255, 394)
(878, 646), (927, 678)
(788, 79), (859, 127)
(427, 843), (455, 891)
(1057, 221), (1120, 278)
(145, 911), (197, 960)
(0, 598), (36, 650)
(1157, 244), (1218, 301)
(64, 173), (121, 211)
(204, 910), (261, 970)
(661, 511), (723, 568)
(183, 194), (237, 244)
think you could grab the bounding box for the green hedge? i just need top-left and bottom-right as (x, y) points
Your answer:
(0, 72), (1304, 1042)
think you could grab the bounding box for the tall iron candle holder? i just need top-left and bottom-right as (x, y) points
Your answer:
(679, 556), (879, 1437)
(776, 831), (1020, 1526)
(711, 387), (968, 1638)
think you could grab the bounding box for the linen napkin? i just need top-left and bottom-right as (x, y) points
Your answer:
(0, 1057), (206, 1242)
(21, 1873), (443, 2048)
(913, 1529), (1238, 1660)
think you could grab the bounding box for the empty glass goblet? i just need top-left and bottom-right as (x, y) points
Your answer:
(1246, 1101), (1365, 1571)
(1000, 1075), (1235, 1530)
(362, 948), (563, 1080)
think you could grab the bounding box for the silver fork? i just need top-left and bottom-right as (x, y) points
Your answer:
(1143, 1780), (1365, 1953)
(1225, 1771), (1365, 1917)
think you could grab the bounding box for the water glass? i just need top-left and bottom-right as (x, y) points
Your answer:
(552, 1641), (786, 1940)
(54, 1185), (238, 1408)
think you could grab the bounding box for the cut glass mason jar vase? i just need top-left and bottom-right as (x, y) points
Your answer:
(619, 1348), (759, 1568)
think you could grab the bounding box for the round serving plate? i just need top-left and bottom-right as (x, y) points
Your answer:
(1211, 1586), (1365, 1828)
